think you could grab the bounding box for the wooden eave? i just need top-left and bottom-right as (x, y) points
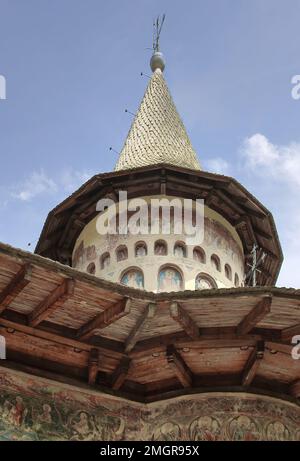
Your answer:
(0, 242), (298, 403)
(34, 164), (283, 287)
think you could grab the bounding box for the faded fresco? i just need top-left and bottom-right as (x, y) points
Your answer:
(0, 368), (299, 441)
(158, 267), (183, 292)
(121, 269), (144, 289)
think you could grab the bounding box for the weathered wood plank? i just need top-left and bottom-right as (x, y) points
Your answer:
(242, 340), (265, 386)
(28, 279), (75, 327)
(169, 302), (199, 339)
(111, 356), (131, 390)
(0, 317), (123, 361)
(0, 264), (32, 314)
(281, 324), (300, 342)
(237, 296), (272, 335)
(166, 345), (192, 388)
(88, 348), (100, 385)
(125, 303), (157, 353)
(77, 298), (131, 341)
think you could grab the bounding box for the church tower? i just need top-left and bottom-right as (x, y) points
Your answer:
(36, 30), (282, 294)
(0, 22), (299, 442)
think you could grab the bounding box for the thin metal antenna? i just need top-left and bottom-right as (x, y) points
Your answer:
(109, 147), (120, 155)
(153, 14), (166, 52)
(245, 244), (266, 287)
(125, 108), (137, 117)
(141, 72), (151, 79)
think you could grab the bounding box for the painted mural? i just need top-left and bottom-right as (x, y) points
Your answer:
(135, 243), (147, 257)
(203, 217), (244, 272)
(158, 267), (183, 292)
(73, 241), (97, 269)
(121, 269), (144, 289)
(0, 368), (300, 441)
(195, 274), (216, 290)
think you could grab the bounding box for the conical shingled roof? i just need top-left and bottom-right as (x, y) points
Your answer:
(114, 68), (201, 171)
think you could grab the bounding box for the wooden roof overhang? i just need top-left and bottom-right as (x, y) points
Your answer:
(0, 242), (298, 404)
(35, 164), (283, 287)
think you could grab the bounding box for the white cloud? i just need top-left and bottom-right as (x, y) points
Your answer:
(239, 133), (300, 288)
(241, 133), (300, 188)
(11, 168), (96, 202)
(12, 170), (57, 201)
(204, 157), (230, 175)
(60, 169), (92, 193)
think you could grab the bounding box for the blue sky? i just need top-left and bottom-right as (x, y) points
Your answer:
(0, 0), (300, 287)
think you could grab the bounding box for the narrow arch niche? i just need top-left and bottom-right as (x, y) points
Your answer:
(193, 247), (206, 264)
(154, 240), (168, 256)
(211, 254), (221, 272)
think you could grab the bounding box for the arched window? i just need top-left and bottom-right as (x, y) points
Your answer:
(234, 273), (240, 287)
(116, 245), (128, 262)
(120, 268), (144, 289)
(174, 242), (186, 258)
(100, 252), (110, 270)
(193, 247), (206, 264)
(195, 273), (217, 290)
(87, 262), (96, 275)
(135, 241), (147, 257)
(211, 254), (221, 272)
(225, 264), (232, 281)
(158, 265), (183, 292)
(154, 240), (167, 256)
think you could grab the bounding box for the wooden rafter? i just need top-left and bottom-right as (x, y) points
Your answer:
(111, 356), (131, 390)
(124, 303), (157, 353)
(281, 324), (300, 342)
(33, 166), (282, 286)
(88, 348), (100, 385)
(28, 279), (75, 327)
(242, 340), (265, 386)
(215, 189), (244, 216)
(0, 317), (122, 360)
(166, 344), (192, 388)
(237, 296), (272, 335)
(289, 380), (300, 398)
(169, 302), (199, 339)
(77, 298), (131, 341)
(0, 264), (32, 315)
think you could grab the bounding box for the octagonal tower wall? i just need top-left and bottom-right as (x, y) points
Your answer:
(72, 195), (245, 292)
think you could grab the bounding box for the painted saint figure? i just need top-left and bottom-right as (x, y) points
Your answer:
(121, 270), (144, 289)
(158, 267), (183, 292)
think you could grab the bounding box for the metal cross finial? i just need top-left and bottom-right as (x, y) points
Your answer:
(244, 244), (267, 287)
(153, 14), (166, 52)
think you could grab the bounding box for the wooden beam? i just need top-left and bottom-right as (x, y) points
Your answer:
(111, 356), (131, 390)
(28, 279), (75, 327)
(166, 345), (192, 388)
(215, 189), (245, 215)
(88, 348), (100, 385)
(281, 324), (300, 342)
(242, 340), (265, 386)
(252, 226), (272, 241)
(169, 302), (199, 339)
(0, 317), (123, 360)
(0, 265), (32, 315)
(289, 380), (300, 398)
(124, 303), (157, 353)
(236, 296), (272, 335)
(77, 298), (131, 341)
